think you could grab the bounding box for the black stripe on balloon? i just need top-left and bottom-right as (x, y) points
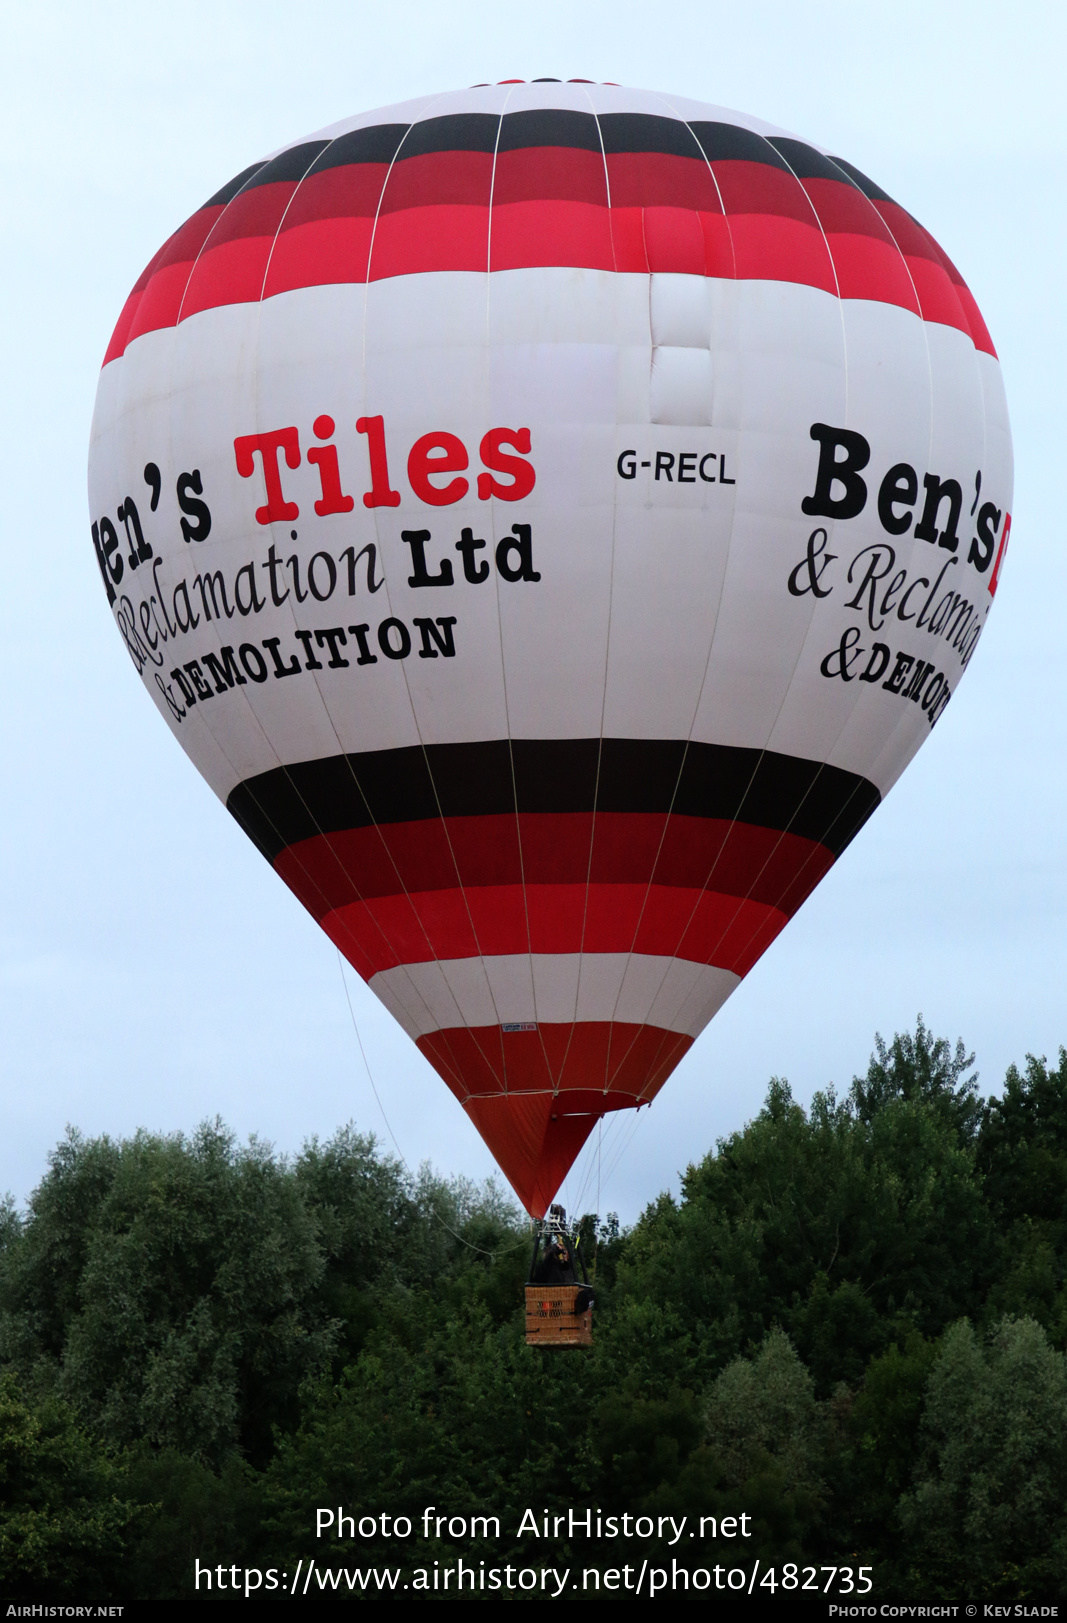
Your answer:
(203, 162), (269, 208)
(226, 740), (880, 864)
(232, 141), (331, 192)
(202, 112), (823, 209)
(598, 112), (707, 158)
(688, 121), (793, 170)
(767, 137), (862, 185)
(306, 124), (412, 174)
(826, 155), (894, 203)
(401, 113), (501, 156)
(497, 108), (601, 151)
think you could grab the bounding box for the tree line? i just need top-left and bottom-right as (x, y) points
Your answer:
(2, 1018), (1066, 1601)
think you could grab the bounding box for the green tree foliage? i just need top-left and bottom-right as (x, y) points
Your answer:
(609, 1028), (991, 1397)
(979, 1051), (1067, 1339)
(0, 1121), (332, 1467)
(0, 1372), (138, 1598)
(2, 1019), (1067, 1601)
(899, 1318), (1067, 1598)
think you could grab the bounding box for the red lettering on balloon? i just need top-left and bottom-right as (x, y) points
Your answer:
(356, 415), (401, 508)
(477, 427), (535, 501)
(307, 415), (355, 516)
(407, 432), (470, 506)
(988, 511), (1011, 597)
(233, 427), (301, 524)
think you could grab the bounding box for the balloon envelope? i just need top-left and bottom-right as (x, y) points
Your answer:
(88, 83), (1012, 1215)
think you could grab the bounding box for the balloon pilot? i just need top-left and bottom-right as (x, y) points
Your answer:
(524, 1205), (594, 1347)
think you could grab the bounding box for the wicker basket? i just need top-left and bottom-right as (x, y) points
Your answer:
(525, 1284), (593, 1347)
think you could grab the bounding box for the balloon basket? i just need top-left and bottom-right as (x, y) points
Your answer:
(524, 1285), (593, 1348)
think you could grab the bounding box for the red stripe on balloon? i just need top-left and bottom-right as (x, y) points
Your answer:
(489, 199), (616, 271)
(103, 285), (150, 365)
(103, 167), (994, 360)
(902, 254), (969, 330)
(605, 150), (722, 212)
(822, 232), (922, 312)
(492, 145), (607, 206)
(127, 260), (201, 345)
(263, 216), (377, 297)
(379, 149), (494, 212)
(370, 204), (490, 277)
(272, 813), (834, 920)
(421, 1022), (692, 1214)
(423, 1020), (687, 1100)
(865, 200), (995, 355)
(180, 236), (276, 319)
(316, 882), (787, 980)
(282, 161), (392, 228)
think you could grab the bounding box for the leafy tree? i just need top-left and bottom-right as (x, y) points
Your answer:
(608, 1024), (991, 1397)
(0, 1372), (139, 1599)
(0, 1122), (332, 1467)
(3, 1020), (1067, 1603)
(899, 1317), (1067, 1599)
(978, 1051), (1067, 1338)
(837, 1331), (937, 1569)
(851, 1016), (981, 1140)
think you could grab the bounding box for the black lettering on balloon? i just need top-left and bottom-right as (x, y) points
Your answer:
(143, 462), (163, 512)
(239, 644), (269, 683)
(193, 571), (234, 622)
(413, 617), (457, 659)
(787, 527), (837, 598)
(495, 524), (540, 582)
(171, 581), (199, 633)
(882, 651), (914, 694)
(233, 563), (264, 615)
(455, 528), (490, 583)
(859, 643), (890, 683)
(182, 659), (213, 701)
(968, 502), (1001, 573)
(118, 496), (153, 569)
(114, 594), (159, 673)
(913, 473), (962, 551)
(378, 618), (412, 659)
(876, 463), (917, 535)
(348, 624), (377, 665)
(307, 551), (337, 601)
(820, 627), (864, 681)
(262, 637), (301, 678)
(155, 671), (185, 720)
(287, 554), (309, 603)
(177, 469), (212, 543)
(340, 543), (383, 595)
(402, 530), (454, 587)
(293, 629), (323, 670)
(903, 658), (935, 701)
(314, 628), (350, 668)
(170, 667), (196, 706)
(201, 647), (248, 693)
(263, 544), (290, 607)
(91, 520), (119, 604)
(801, 424), (870, 519)
(845, 543), (897, 631)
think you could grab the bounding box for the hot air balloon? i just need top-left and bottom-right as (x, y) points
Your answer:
(87, 82), (1012, 1222)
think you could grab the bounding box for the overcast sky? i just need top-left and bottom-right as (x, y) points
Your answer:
(0, 1), (1062, 1222)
